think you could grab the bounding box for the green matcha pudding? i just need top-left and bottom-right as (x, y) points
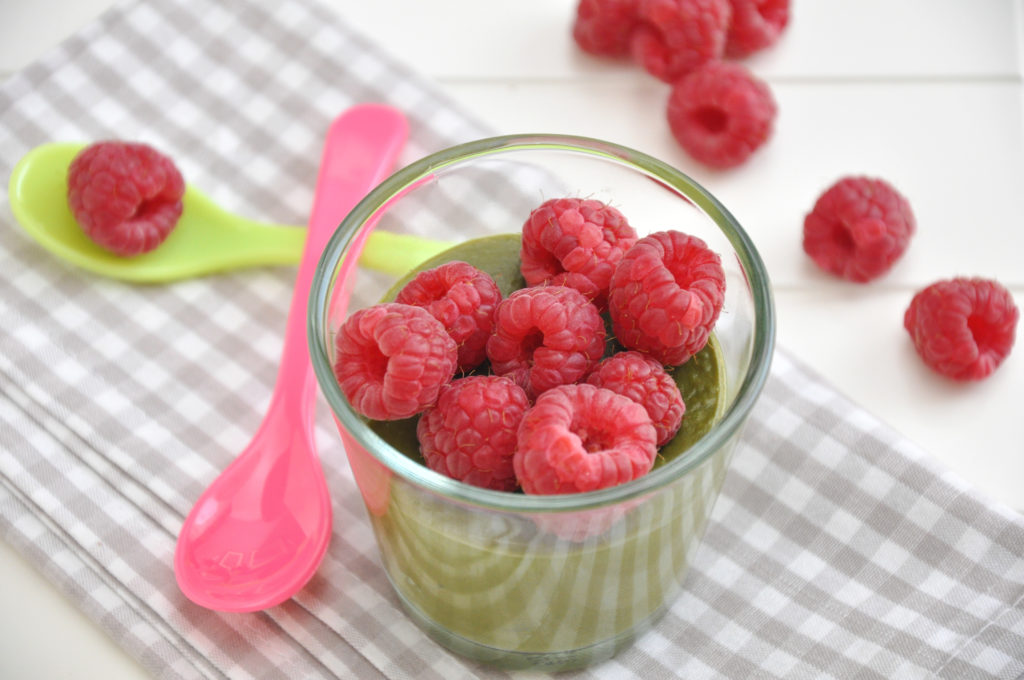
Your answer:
(340, 233), (731, 669)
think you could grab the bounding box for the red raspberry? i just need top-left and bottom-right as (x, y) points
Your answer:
(515, 384), (658, 494)
(520, 197), (638, 309)
(904, 277), (1018, 381)
(803, 177), (916, 283)
(485, 285), (605, 400)
(334, 303), (458, 420)
(724, 0), (790, 58)
(586, 350), (685, 446)
(417, 375), (530, 491)
(608, 230), (726, 366)
(630, 0), (731, 83)
(395, 261), (502, 372)
(572, 0), (640, 57)
(666, 60), (776, 169)
(67, 141), (185, 256)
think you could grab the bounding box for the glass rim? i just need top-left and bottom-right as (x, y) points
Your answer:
(308, 133), (776, 513)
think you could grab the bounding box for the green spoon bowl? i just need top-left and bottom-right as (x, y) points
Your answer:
(8, 142), (449, 283)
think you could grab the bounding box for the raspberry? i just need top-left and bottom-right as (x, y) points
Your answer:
(724, 0), (790, 58)
(515, 384), (658, 494)
(67, 141), (185, 256)
(904, 277), (1018, 381)
(520, 197), (638, 309)
(395, 261), (502, 372)
(666, 60), (776, 169)
(417, 375), (530, 491)
(803, 177), (916, 283)
(572, 0), (640, 57)
(485, 285), (605, 399)
(334, 303), (458, 420)
(608, 230), (726, 366)
(630, 0), (731, 83)
(586, 350), (685, 446)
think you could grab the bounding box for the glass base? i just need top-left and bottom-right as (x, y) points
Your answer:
(390, 577), (666, 671)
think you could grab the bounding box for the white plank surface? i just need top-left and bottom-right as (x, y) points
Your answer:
(2, 0), (1023, 678)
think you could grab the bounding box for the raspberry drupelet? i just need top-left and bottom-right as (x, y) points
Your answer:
(904, 277), (1018, 381)
(67, 140), (185, 256)
(334, 303), (458, 420)
(515, 384), (658, 495)
(802, 176), (916, 283)
(608, 230), (726, 366)
(486, 285), (606, 400)
(417, 375), (530, 491)
(395, 261), (502, 372)
(519, 197), (638, 309)
(666, 60), (777, 169)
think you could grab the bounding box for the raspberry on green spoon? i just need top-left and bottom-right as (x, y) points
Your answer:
(9, 141), (449, 282)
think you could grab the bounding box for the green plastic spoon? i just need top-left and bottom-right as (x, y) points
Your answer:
(7, 142), (450, 283)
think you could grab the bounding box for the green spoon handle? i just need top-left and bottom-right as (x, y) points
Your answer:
(359, 229), (452, 275)
(206, 202), (449, 278)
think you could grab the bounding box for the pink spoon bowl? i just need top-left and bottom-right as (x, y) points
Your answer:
(174, 104), (408, 612)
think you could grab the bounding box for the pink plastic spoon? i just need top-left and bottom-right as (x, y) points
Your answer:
(174, 104), (408, 611)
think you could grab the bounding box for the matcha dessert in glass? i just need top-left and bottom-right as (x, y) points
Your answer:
(309, 135), (774, 671)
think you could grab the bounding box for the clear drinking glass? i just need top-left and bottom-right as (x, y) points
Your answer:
(308, 134), (775, 671)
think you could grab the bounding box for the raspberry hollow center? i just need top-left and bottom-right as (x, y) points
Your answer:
(362, 345), (389, 382)
(574, 424), (613, 454)
(831, 222), (856, 256)
(537, 246), (565, 276)
(668, 255), (707, 291)
(133, 198), (163, 222)
(693, 106), (728, 134)
(967, 314), (998, 354)
(671, 262), (696, 289)
(521, 328), (544, 360)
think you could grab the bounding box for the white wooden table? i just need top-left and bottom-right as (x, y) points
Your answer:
(2, 1), (1022, 677)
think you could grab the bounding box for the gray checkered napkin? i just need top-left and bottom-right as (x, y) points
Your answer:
(1, 0), (1022, 678)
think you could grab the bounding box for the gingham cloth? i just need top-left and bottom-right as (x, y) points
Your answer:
(1, 0), (1022, 678)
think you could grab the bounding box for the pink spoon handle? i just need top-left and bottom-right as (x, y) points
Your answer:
(173, 106), (408, 612)
(275, 104), (408, 414)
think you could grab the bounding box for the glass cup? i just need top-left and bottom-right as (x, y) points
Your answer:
(309, 134), (775, 671)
